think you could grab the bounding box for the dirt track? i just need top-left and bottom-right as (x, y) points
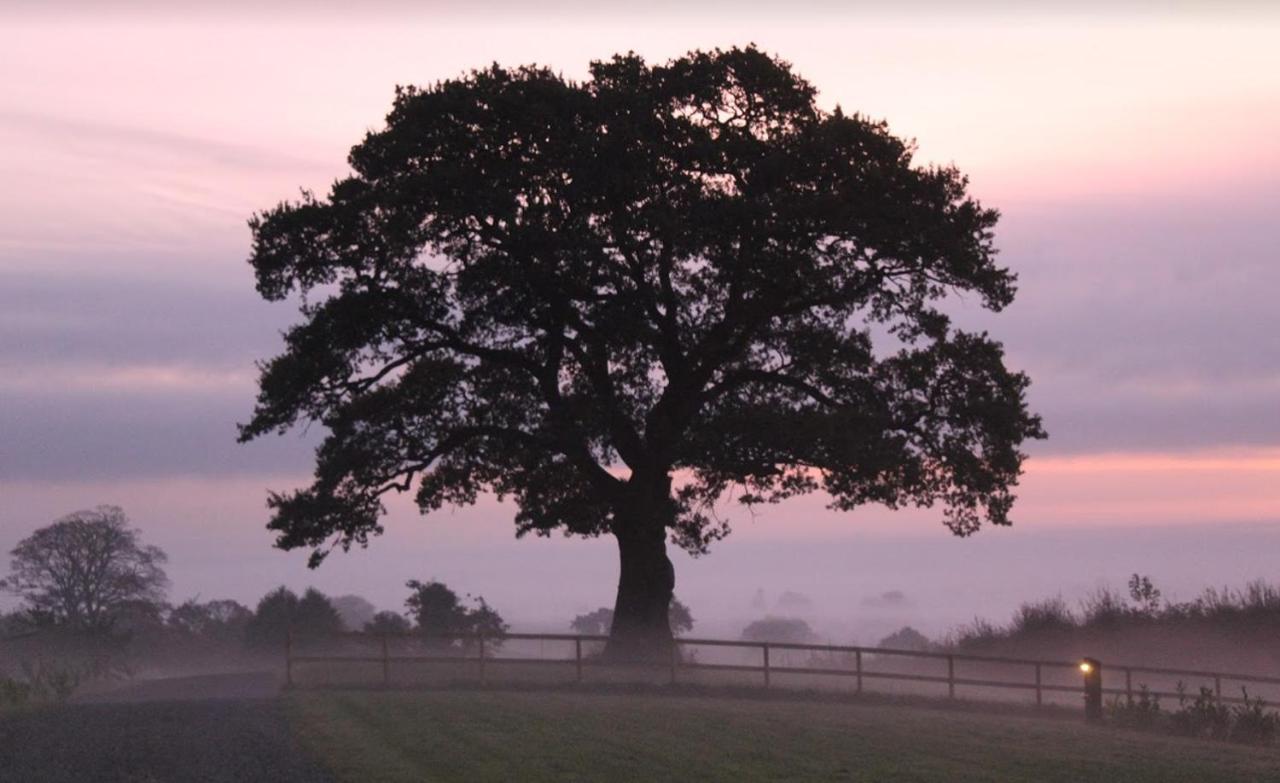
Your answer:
(0, 673), (331, 783)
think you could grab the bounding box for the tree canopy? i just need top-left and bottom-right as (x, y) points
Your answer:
(1, 506), (169, 634)
(244, 586), (343, 649)
(241, 46), (1043, 648)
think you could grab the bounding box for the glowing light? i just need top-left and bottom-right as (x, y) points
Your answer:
(1079, 662), (1093, 673)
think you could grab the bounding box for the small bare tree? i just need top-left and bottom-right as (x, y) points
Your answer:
(2, 506), (169, 633)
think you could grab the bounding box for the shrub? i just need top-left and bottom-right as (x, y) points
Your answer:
(1230, 689), (1280, 745)
(1107, 685), (1161, 730)
(947, 617), (1004, 648)
(1010, 596), (1076, 634)
(1168, 683), (1233, 741)
(0, 676), (32, 709)
(1079, 587), (1133, 627)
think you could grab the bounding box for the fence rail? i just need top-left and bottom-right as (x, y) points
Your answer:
(284, 630), (1280, 715)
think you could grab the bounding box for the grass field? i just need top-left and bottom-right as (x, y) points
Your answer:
(288, 688), (1280, 783)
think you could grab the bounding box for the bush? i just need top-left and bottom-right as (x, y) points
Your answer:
(0, 676), (32, 709)
(1079, 587), (1133, 627)
(0, 658), (123, 709)
(1108, 681), (1280, 746)
(1230, 689), (1280, 745)
(1168, 683), (1233, 741)
(1107, 685), (1161, 730)
(1010, 597), (1075, 634)
(947, 617), (1003, 648)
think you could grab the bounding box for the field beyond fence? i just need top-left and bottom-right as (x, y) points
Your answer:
(286, 631), (1280, 717)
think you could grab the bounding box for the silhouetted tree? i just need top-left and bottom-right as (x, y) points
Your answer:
(404, 580), (508, 650)
(364, 610), (411, 635)
(241, 46), (1044, 656)
(1, 506), (169, 634)
(741, 616), (817, 644)
(168, 598), (252, 641)
(571, 596), (694, 636)
(244, 586), (343, 649)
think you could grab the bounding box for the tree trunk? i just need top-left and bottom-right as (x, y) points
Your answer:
(605, 521), (675, 661)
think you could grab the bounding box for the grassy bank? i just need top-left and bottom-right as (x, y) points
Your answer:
(288, 688), (1280, 782)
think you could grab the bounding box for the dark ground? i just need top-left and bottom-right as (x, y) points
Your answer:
(0, 674), (331, 783)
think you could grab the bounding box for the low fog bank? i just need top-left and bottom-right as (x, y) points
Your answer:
(7, 521), (1280, 683)
(175, 521), (1271, 648)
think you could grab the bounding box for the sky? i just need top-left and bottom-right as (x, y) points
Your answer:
(2, 2), (1278, 639)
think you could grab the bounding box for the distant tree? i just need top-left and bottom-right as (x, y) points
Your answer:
(168, 598), (252, 641)
(404, 580), (508, 650)
(244, 586), (343, 649)
(364, 610), (412, 635)
(240, 46), (1044, 656)
(570, 607), (615, 636)
(1, 506), (169, 633)
(877, 625), (933, 652)
(331, 594), (378, 631)
(741, 617), (817, 645)
(571, 596), (695, 636)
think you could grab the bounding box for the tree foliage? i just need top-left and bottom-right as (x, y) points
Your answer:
(241, 45), (1042, 562)
(404, 579), (508, 648)
(1, 506), (169, 634)
(243, 586), (343, 649)
(364, 610), (412, 635)
(167, 598), (252, 641)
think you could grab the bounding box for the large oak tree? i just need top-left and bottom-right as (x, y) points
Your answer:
(241, 47), (1044, 655)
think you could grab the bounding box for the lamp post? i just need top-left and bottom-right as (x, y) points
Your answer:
(1080, 657), (1103, 722)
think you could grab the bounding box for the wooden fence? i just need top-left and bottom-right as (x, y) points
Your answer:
(286, 631), (1280, 716)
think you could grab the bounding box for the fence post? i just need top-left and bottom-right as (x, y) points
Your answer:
(947, 655), (955, 699)
(285, 628), (293, 688)
(1125, 668), (1133, 705)
(670, 640), (678, 685)
(763, 643), (771, 688)
(575, 637), (583, 683)
(478, 634), (486, 686)
(381, 634), (390, 687)
(1081, 657), (1103, 723)
(1035, 663), (1042, 706)
(1215, 675), (1222, 699)
(855, 649), (863, 695)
